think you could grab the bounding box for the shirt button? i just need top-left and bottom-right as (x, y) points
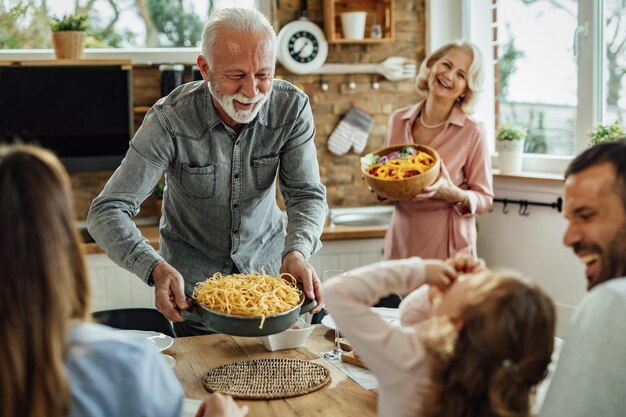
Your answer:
(233, 230), (238, 235)
(234, 173), (240, 179)
(233, 203), (239, 209)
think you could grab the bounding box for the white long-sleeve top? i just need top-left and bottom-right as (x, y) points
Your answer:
(322, 258), (433, 417)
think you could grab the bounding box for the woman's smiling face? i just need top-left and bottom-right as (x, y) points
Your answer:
(427, 46), (472, 104)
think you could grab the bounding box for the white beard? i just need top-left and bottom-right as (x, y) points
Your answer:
(207, 80), (270, 124)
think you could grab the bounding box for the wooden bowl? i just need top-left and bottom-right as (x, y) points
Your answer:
(362, 144), (441, 201)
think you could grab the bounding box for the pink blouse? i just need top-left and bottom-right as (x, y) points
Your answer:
(383, 101), (493, 260)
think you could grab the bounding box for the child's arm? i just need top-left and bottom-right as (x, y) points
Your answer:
(399, 285), (432, 326)
(322, 258), (454, 383)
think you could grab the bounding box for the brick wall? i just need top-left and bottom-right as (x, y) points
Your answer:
(70, 0), (425, 219)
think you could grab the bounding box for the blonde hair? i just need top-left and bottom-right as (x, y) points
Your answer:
(415, 41), (485, 113)
(0, 144), (91, 417)
(422, 271), (556, 417)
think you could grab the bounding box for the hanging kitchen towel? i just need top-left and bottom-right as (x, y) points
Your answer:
(327, 107), (374, 155)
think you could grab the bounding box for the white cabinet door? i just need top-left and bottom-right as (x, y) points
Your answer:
(309, 238), (384, 281)
(86, 253), (155, 312)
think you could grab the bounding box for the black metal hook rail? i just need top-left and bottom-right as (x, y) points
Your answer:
(492, 197), (563, 216)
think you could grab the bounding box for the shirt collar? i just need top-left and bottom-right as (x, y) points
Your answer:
(400, 100), (467, 127)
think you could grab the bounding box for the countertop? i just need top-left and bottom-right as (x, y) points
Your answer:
(81, 224), (387, 254)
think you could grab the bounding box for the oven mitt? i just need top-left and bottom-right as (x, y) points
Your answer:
(327, 107), (374, 155)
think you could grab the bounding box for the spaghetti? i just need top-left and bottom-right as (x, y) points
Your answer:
(192, 272), (302, 329)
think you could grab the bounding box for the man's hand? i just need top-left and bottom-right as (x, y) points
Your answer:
(280, 251), (323, 314)
(195, 393), (249, 417)
(151, 261), (191, 322)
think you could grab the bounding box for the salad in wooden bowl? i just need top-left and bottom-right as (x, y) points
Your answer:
(360, 144), (441, 201)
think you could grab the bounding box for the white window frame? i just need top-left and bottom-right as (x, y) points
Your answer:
(426, 0), (604, 177)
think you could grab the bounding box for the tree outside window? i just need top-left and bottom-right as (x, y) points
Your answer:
(0, 0), (258, 49)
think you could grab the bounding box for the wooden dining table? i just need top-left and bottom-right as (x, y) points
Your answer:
(165, 325), (377, 417)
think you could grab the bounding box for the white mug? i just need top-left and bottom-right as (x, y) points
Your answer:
(341, 11), (367, 40)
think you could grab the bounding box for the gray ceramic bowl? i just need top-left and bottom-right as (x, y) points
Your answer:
(180, 295), (317, 337)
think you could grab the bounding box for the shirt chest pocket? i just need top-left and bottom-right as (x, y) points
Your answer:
(179, 163), (216, 199)
(252, 155), (279, 190)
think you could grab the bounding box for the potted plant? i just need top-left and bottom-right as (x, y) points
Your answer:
(50, 14), (87, 60)
(154, 181), (165, 218)
(589, 120), (624, 145)
(496, 123), (527, 173)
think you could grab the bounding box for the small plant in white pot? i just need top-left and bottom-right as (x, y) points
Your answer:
(496, 123), (527, 173)
(50, 14), (87, 60)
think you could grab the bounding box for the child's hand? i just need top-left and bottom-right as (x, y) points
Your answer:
(446, 253), (486, 274)
(422, 259), (457, 291)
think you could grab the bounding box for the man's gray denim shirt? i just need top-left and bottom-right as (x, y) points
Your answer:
(87, 80), (327, 296)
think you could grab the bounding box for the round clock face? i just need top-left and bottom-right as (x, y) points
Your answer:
(288, 31), (319, 63)
(277, 19), (328, 74)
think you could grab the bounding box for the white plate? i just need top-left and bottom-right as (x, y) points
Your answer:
(321, 307), (400, 330)
(116, 330), (174, 352)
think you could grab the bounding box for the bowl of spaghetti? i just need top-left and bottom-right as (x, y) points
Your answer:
(179, 272), (317, 337)
(360, 144), (441, 201)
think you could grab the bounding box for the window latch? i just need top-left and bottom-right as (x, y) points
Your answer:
(573, 22), (589, 57)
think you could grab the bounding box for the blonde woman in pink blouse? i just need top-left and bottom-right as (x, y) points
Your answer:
(383, 41), (494, 260)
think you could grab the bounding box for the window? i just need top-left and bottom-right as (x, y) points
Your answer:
(1, 0), (269, 49)
(429, 0), (623, 174)
(495, 0), (579, 156)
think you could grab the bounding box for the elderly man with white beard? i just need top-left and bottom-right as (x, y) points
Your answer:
(87, 7), (327, 336)
(539, 139), (626, 416)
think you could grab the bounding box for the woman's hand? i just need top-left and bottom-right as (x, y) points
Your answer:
(411, 162), (466, 205)
(195, 393), (249, 417)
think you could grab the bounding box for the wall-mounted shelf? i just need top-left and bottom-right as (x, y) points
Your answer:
(323, 0), (394, 44)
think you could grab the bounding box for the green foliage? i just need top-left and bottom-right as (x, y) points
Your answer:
(0, 1), (50, 48)
(154, 181), (166, 199)
(50, 14), (87, 32)
(524, 110), (548, 153)
(496, 123), (528, 142)
(498, 28), (525, 100)
(588, 120), (625, 145)
(146, 0), (203, 47)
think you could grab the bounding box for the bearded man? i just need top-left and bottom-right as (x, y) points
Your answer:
(540, 139), (626, 416)
(88, 8), (327, 336)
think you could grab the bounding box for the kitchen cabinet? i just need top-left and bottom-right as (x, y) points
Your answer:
(86, 237), (385, 311)
(86, 253), (155, 312)
(310, 237), (384, 280)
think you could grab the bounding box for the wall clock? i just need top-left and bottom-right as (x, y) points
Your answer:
(276, 2), (328, 74)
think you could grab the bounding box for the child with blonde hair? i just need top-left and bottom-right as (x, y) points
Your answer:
(323, 256), (555, 417)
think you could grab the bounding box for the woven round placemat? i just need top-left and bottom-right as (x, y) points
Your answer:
(202, 358), (331, 399)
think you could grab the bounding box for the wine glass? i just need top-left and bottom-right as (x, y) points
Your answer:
(322, 269), (346, 360)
